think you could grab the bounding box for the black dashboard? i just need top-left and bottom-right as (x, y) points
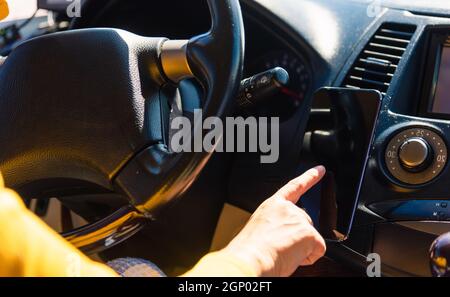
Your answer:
(68, 0), (450, 276)
(71, 0), (317, 121)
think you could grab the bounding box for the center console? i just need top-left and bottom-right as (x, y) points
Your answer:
(335, 22), (450, 276)
(373, 30), (450, 216)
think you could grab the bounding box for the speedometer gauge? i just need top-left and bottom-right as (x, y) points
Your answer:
(249, 50), (312, 119)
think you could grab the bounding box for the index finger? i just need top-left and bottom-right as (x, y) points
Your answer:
(274, 166), (326, 204)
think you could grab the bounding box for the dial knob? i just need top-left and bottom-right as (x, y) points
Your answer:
(385, 128), (447, 185)
(398, 137), (432, 172)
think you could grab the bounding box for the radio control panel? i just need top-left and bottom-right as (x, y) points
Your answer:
(384, 127), (448, 185)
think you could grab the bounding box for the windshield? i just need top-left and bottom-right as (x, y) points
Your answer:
(381, 0), (449, 6)
(351, 0), (450, 10)
(3, 0), (450, 24)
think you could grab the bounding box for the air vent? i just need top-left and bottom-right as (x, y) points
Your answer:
(343, 23), (417, 96)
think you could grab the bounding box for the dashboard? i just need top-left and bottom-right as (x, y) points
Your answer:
(71, 0), (315, 121)
(68, 0), (450, 276)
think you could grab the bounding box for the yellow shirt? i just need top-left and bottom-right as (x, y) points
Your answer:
(0, 174), (118, 277)
(0, 0), (9, 21)
(0, 172), (255, 277)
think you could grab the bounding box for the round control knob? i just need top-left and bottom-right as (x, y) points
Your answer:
(385, 128), (448, 185)
(398, 137), (432, 172)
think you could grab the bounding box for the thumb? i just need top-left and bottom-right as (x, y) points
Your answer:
(274, 166), (326, 204)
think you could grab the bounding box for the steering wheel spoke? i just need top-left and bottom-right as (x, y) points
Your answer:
(115, 0), (245, 217)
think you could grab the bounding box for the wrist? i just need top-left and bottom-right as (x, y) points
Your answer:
(182, 250), (258, 277)
(221, 242), (277, 277)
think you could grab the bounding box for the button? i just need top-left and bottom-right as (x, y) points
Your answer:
(398, 137), (432, 172)
(441, 202), (448, 208)
(384, 128), (447, 185)
(438, 212), (447, 221)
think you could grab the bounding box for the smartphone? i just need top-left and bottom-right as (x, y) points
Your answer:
(302, 87), (382, 242)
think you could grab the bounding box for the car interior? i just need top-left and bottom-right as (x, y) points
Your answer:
(1, 0), (450, 277)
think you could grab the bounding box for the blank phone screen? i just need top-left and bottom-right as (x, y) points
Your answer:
(303, 88), (381, 241)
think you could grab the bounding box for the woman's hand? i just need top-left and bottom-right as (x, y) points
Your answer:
(222, 166), (327, 277)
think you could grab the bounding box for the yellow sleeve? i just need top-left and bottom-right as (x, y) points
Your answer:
(0, 172), (255, 277)
(0, 0), (9, 21)
(182, 252), (257, 277)
(0, 174), (118, 277)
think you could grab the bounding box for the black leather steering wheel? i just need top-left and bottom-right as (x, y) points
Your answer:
(0, 0), (244, 253)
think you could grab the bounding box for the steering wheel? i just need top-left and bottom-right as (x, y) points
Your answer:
(0, 0), (244, 254)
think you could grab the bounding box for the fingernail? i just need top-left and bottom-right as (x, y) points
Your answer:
(314, 165), (326, 175)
